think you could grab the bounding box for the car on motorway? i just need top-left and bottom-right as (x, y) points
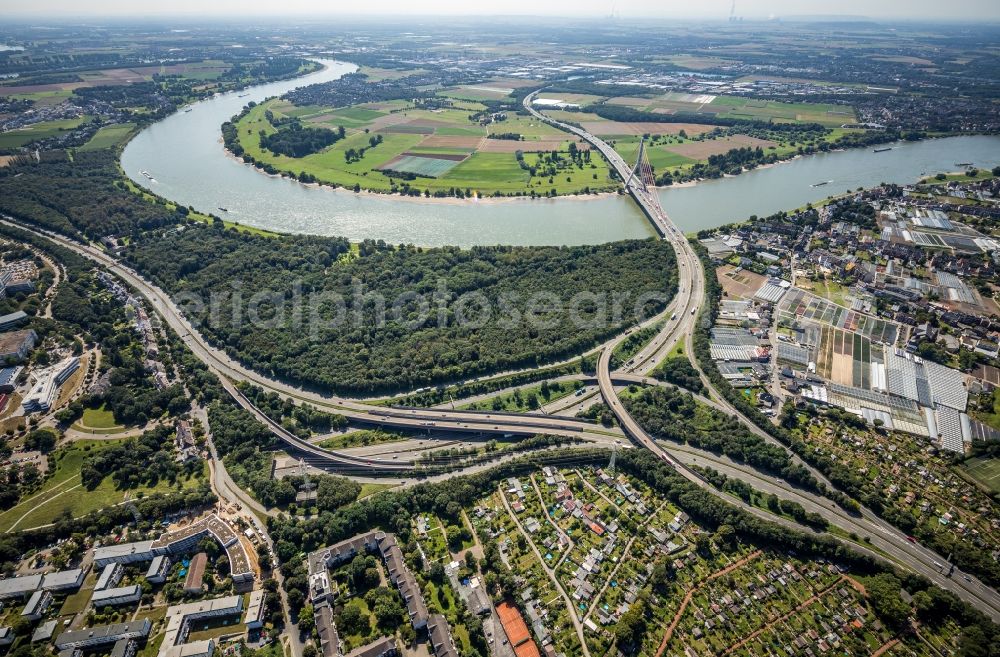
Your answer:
(906, 535), (917, 543)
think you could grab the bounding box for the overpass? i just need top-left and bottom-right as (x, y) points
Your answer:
(521, 96), (1000, 620)
(7, 150), (1000, 617)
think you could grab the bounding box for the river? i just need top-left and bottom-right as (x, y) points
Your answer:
(122, 59), (1000, 246)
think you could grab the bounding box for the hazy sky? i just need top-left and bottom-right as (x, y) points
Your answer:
(1, 0), (997, 19)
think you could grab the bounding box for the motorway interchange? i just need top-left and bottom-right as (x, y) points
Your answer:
(7, 107), (1000, 620)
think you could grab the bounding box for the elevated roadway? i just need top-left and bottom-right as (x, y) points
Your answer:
(518, 99), (1000, 619)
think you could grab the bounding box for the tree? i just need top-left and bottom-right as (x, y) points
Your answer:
(338, 604), (368, 636)
(614, 599), (647, 648)
(867, 574), (910, 629)
(446, 524), (467, 551)
(694, 533), (712, 555)
(715, 524), (736, 550)
(303, 646), (318, 657)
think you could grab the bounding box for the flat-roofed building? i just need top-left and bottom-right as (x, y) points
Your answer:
(163, 640), (215, 657)
(93, 515), (252, 588)
(158, 595), (244, 657)
(21, 589), (53, 620)
(91, 585), (142, 608)
(0, 329), (36, 363)
(41, 568), (85, 592)
(146, 556), (170, 584)
(0, 574), (42, 600)
(110, 638), (138, 657)
(0, 311), (28, 331)
(245, 590), (266, 630)
(54, 619), (152, 650)
(94, 541), (157, 568)
(96, 563), (125, 592)
(0, 627), (13, 647)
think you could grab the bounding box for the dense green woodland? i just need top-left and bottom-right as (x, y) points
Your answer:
(124, 229), (676, 393)
(0, 150), (183, 239)
(0, 151), (676, 393)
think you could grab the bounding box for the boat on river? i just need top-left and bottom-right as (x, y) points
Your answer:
(874, 147), (893, 153)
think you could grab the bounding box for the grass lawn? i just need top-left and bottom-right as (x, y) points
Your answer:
(78, 123), (136, 151)
(358, 482), (397, 499)
(318, 429), (407, 451)
(79, 403), (120, 428)
(459, 380), (580, 412)
(188, 619), (246, 642)
(961, 457), (1000, 493)
(0, 439), (206, 532)
(137, 633), (165, 657)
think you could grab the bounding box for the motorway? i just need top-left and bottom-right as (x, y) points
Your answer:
(8, 133), (1000, 618)
(519, 95), (1000, 620)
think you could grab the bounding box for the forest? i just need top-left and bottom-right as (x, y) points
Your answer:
(260, 120), (345, 158)
(0, 149), (181, 239)
(123, 229), (677, 393)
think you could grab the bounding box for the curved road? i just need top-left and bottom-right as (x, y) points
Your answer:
(517, 99), (1000, 620)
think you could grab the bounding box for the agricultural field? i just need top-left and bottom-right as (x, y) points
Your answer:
(716, 265), (768, 300)
(0, 116), (88, 149)
(814, 326), (874, 389)
(599, 92), (856, 127)
(234, 96), (614, 197)
(778, 287), (900, 343)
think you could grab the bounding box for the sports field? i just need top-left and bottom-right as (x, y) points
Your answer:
(962, 457), (1000, 493)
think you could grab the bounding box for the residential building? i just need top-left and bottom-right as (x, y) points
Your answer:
(158, 595), (244, 657)
(0, 311), (28, 331)
(91, 585), (142, 608)
(21, 590), (53, 621)
(184, 553), (207, 594)
(245, 590), (266, 630)
(55, 620), (152, 650)
(146, 556), (170, 584)
(96, 563), (125, 592)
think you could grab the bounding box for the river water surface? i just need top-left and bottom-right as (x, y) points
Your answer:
(121, 60), (1000, 246)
